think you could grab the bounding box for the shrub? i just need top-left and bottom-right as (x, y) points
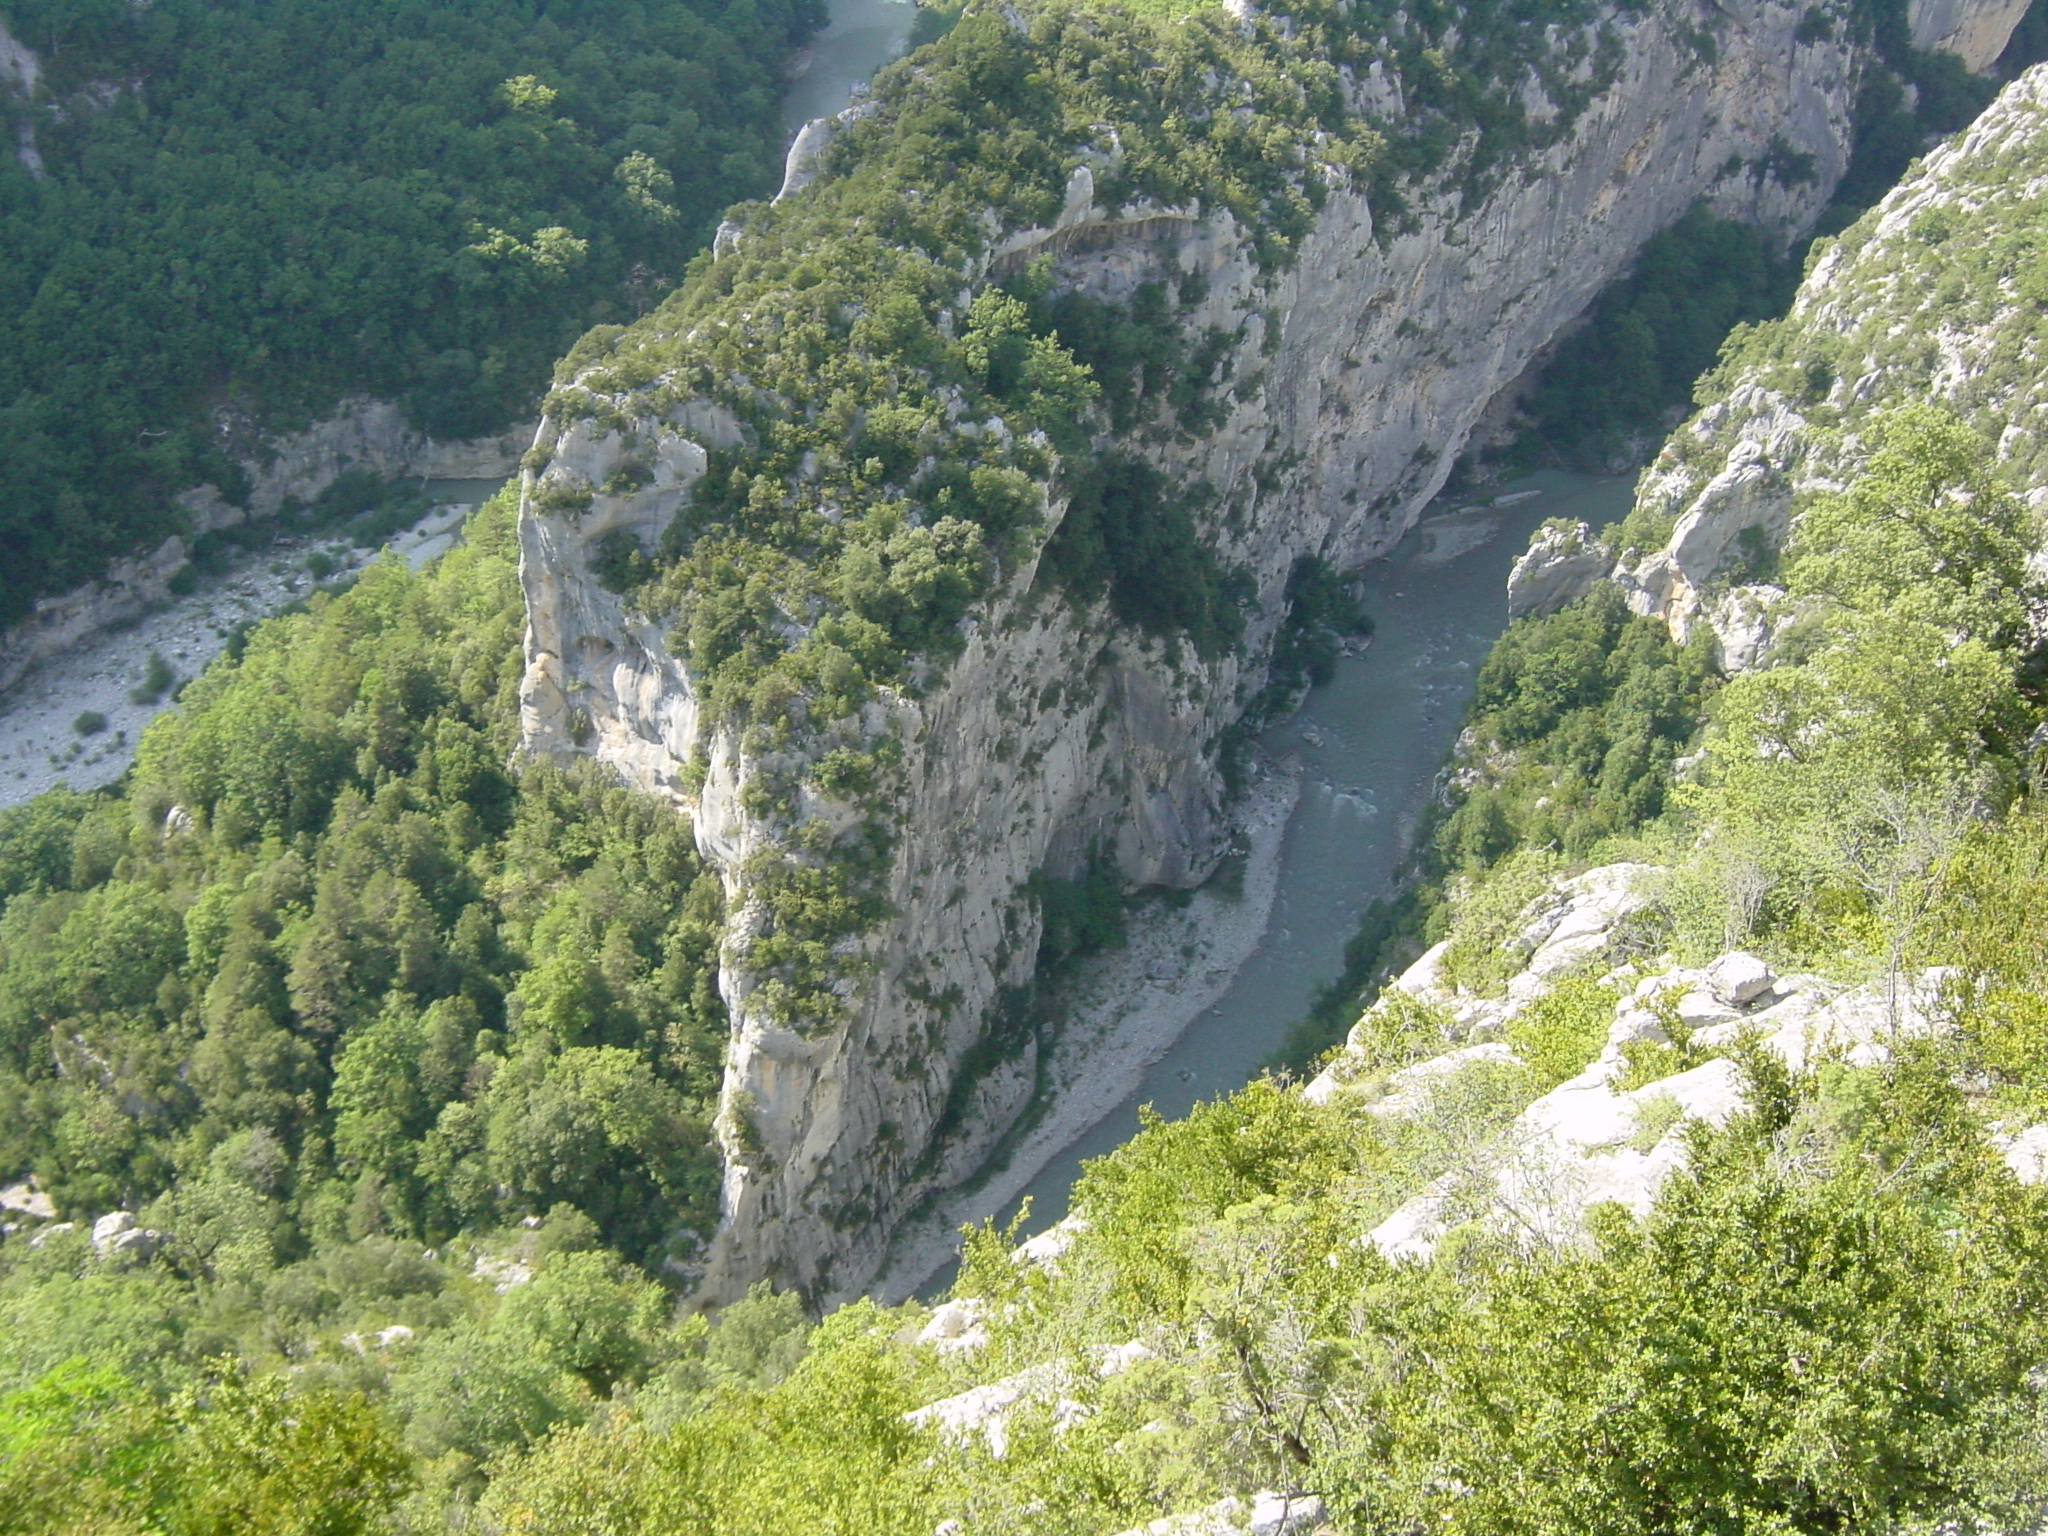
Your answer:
(129, 652), (176, 707)
(1506, 975), (1618, 1089)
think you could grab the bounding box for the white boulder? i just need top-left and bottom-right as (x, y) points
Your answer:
(0, 1180), (53, 1220)
(1994, 1125), (2048, 1184)
(1706, 951), (1775, 1006)
(91, 1211), (136, 1247)
(917, 1298), (990, 1355)
(1111, 1491), (1327, 1536)
(90, 1210), (164, 1264)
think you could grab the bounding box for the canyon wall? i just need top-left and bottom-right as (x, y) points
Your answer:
(518, 0), (2025, 1301)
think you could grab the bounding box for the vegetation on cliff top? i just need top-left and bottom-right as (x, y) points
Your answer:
(516, 0), (1678, 1034)
(533, 0), (1658, 733)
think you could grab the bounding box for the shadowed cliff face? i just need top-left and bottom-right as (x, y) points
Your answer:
(516, 0), (2024, 1302)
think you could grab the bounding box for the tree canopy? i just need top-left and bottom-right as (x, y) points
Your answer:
(0, 0), (819, 625)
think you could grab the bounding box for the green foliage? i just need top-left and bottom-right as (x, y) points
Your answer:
(1322, 1063), (2048, 1535)
(1038, 454), (1250, 659)
(1927, 808), (2048, 1112)
(1262, 555), (1373, 702)
(1344, 987), (1463, 1075)
(0, 490), (726, 1268)
(1435, 850), (1560, 995)
(0, 1360), (412, 1535)
(577, 0), (1645, 739)
(1436, 585), (1717, 874)
(1787, 406), (2040, 648)
(1067, 1079), (1359, 1329)
(1032, 854), (1127, 973)
(1696, 414), (2040, 897)
(1521, 207), (1799, 468)
(130, 652), (176, 708)
(0, 0), (822, 628)
(462, 1048), (2048, 1535)
(1015, 273), (1236, 437)
(479, 1303), (942, 1535)
(1505, 974), (1616, 1089)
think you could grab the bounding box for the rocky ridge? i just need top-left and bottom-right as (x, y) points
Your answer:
(517, 0), (2026, 1303)
(1585, 62), (2048, 666)
(1304, 864), (2045, 1259)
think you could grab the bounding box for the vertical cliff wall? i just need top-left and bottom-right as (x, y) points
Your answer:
(517, 0), (2024, 1301)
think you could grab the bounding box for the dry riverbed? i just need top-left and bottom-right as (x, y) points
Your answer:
(0, 505), (473, 811)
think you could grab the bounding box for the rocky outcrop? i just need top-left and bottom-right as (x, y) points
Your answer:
(775, 99), (882, 202)
(1507, 519), (1617, 618)
(1109, 1493), (1329, 1536)
(90, 1210), (166, 1266)
(0, 399), (523, 694)
(1306, 860), (1976, 1259)
(0, 15), (45, 180)
(1362, 961), (1964, 1259)
(1610, 65), (2048, 667)
(179, 397), (527, 529)
(518, 0), (2027, 1303)
(1305, 861), (1660, 1108)
(1910, 0), (2033, 69)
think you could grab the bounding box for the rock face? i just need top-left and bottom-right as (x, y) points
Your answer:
(518, 0), (2025, 1302)
(1360, 962), (1963, 1259)
(1611, 65), (2048, 667)
(0, 398), (524, 694)
(0, 16), (45, 179)
(89, 1210), (167, 1265)
(1109, 1492), (1329, 1536)
(1910, 0), (2032, 69)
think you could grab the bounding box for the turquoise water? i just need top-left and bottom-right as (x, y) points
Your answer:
(782, 0), (917, 134)
(995, 469), (1636, 1237)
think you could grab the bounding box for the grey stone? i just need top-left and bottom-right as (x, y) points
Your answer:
(1707, 950), (1775, 1006)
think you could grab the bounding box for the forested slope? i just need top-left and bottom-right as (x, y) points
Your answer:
(0, 0), (817, 627)
(5, 3), (2048, 1534)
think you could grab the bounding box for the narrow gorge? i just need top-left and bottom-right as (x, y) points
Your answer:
(514, 0), (2029, 1301)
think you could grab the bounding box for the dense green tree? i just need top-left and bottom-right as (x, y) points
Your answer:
(0, 0), (822, 625)
(0, 491), (726, 1270)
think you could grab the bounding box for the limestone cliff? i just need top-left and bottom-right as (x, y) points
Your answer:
(516, 0), (2025, 1302)
(1610, 63), (2048, 667)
